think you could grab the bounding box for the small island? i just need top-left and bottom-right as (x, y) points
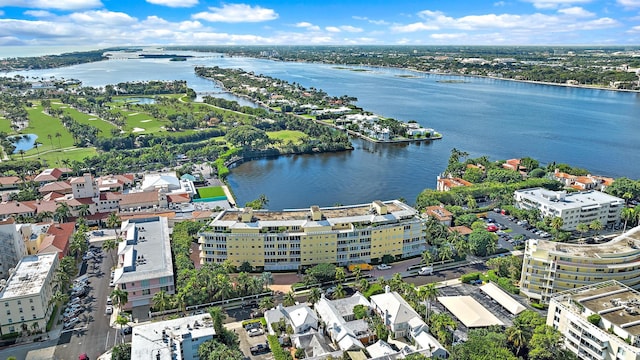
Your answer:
(195, 66), (442, 143)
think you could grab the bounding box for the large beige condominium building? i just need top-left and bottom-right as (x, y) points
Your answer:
(514, 188), (624, 230)
(0, 253), (58, 335)
(549, 281), (640, 360)
(198, 200), (425, 271)
(520, 226), (640, 303)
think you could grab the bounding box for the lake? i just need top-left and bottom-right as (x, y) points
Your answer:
(10, 134), (38, 153)
(6, 53), (640, 209)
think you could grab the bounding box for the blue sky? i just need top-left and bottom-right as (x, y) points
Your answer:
(0, 0), (638, 47)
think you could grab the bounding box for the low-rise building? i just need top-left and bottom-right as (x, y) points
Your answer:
(0, 253), (58, 335)
(548, 280), (640, 360)
(315, 293), (373, 351)
(265, 304), (318, 335)
(131, 313), (215, 360)
(198, 200), (425, 271)
(514, 188), (624, 230)
(113, 217), (175, 310)
(436, 176), (472, 192)
(520, 226), (640, 303)
(425, 206), (453, 226)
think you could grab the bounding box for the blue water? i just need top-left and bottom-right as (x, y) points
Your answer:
(6, 54), (640, 209)
(126, 97), (156, 105)
(10, 134), (38, 153)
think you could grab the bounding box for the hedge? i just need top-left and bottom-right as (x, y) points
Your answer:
(363, 283), (384, 299)
(46, 305), (58, 331)
(460, 272), (481, 283)
(242, 318), (267, 328)
(0, 332), (19, 340)
(267, 334), (292, 360)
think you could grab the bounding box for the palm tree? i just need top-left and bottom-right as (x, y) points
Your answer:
(438, 243), (454, 263)
(107, 212), (121, 236)
(152, 290), (172, 312)
(358, 278), (370, 292)
(207, 306), (226, 335)
(283, 291), (296, 306)
(102, 238), (118, 265)
(550, 217), (564, 239)
(49, 290), (69, 307)
(259, 296), (274, 311)
(352, 266), (362, 282)
(335, 267), (346, 283)
(33, 141), (42, 156)
(115, 314), (129, 344)
(18, 149), (25, 161)
(215, 274), (233, 301)
(576, 223), (590, 239)
(55, 132), (62, 149)
(418, 283), (438, 323)
(589, 220), (604, 235)
(621, 207), (636, 232)
(70, 231), (88, 260)
(54, 202), (71, 223)
(31, 322), (40, 335)
(422, 250), (434, 266)
(333, 284), (345, 299)
(308, 288), (322, 306)
(110, 288), (129, 310)
(47, 134), (53, 149)
(506, 325), (528, 356)
(174, 292), (187, 315)
(258, 194), (269, 208)
(78, 204), (91, 217)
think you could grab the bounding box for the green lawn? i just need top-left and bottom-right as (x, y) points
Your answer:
(52, 104), (117, 138)
(0, 118), (13, 133)
(24, 105), (74, 153)
(197, 186), (226, 199)
(122, 111), (168, 134)
(267, 130), (307, 144)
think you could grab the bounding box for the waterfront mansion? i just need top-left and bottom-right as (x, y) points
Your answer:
(198, 200), (426, 271)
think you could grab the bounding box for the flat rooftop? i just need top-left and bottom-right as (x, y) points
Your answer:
(531, 225), (640, 258)
(214, 200), (414, 223)
(437, 295), (504, 328)
(131, 314), (215, 360)
(0, 253), (57, 299)
(515, 188), (624, 209)
(114, 216), (174, 285)
(556, 281), (640, 336)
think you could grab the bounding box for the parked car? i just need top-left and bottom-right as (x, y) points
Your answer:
(245, 322), (261, 331)
(82, 252), (95, 261)
(64, 317), (80, 329)
(106, 297), (112, 305)
(250, 310), (264, 319)
(418, 266), (433, 276)
(376, 264), (392, 270)
(121, 325), (132, 335)
(78, 353), (89, 360)
(105, 305), (113, 315)
(64, 309), (82, 319)
(248, 328), (264, 337)
(250, 343), (270, 355)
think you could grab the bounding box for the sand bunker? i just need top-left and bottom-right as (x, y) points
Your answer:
(128, 112), (139, 116)
(132, 128), (145, 133)
(88, 118), (97, 120)
(140, 120), (152, 123)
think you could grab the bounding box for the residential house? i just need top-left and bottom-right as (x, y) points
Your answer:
(37, 222), (75, 259)
(0, 176), (22, 190)
(436, 175), (472, 192)
(315, 293), (374, 351)
(265, 304), (318, 335)
(33, 168), (72, 184)
(425, 206), (453, 226)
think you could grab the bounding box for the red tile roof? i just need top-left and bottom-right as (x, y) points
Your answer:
(449, 226), (473, 235)
(0, 176), (22, 186)
(425, 206), (453, 221)
(167, 193), (190, 203)
(38, 181), (72, 194)
(40, 221), (75, 258)
(118, 191), (158, 206)
(0, 201), (36, 216)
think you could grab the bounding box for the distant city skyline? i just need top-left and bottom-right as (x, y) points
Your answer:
(0, 0), (638, 47)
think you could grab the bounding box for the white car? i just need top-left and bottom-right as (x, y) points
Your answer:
(418, 266), (433, 276)
(105, 305), (113, 315)
(248, 328), (264, 337)
(63, 317), (79, 329)
(377, 264), (392, 270)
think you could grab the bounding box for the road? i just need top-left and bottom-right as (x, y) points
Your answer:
(54, 243), (121, 360)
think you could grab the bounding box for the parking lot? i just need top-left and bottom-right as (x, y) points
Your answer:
(236, 321), (273, 360)
(54, 242), (126, 360)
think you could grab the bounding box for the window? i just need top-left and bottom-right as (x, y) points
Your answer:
(31, 306), (34, 311)
(142, 289), (150, 295)
(6, 310), (10, 315)
(17, 300), (21, 305)
(141, 280), (150, 288)
(3, 303), (7, 307)
(29, 299), (33, 303)
(18, 308), (22, 313)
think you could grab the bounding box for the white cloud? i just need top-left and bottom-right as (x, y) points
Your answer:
(295, 21), (320, 31)
(325, 26), (340, 32)
(430, 33), (467, 39)
(340, 25), (363, 33)
(392, 22), (439, 33)
(523, 0), (591, 9)
(352, 16), (389, 25)
(0, 0), (102, 10)
(69, 10), (137, 26)
(23, 10), (53, 17)
(146, 0), (198, 7)
(192, 3), (278, 23)
(558, 6), (594, 17)
(617, 0), (640, 7)
(494, 1), (506, 6)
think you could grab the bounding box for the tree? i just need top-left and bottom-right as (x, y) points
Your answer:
(78, 204), (91, 217)
(352, 266), (361, 282)
(207, 306), (226, 335)
(152, 290), (173, 312)
(451, 328), (517, 360)
(358, 278), (370, 292)
(198, 339), (243, 360)
(468, 229), (498, 257)
(305, 263), (337, 284)
(589, 220), (604, 235)
(333, 284), (345, 299)
(550, 217), (564, 239)
(115, 314), (129, 344)
(110, 288), (129, 310)
(335, 267), (346, 283)
(308, 288), (322, 306)
(55, 132), (62, 149)
(259, 296), (274, 311)
(225, 125), (270, 150)
(422, 249), (434, 266)
(417, 283), (438, 323)
(54, 202), (71, 223)
(238, 261), (253, 273)
(575, 223), (590, 238)
(283, 291), (296, 306)
(353, 304), (368, 319)
(506, 325), (527, 357)
(438, 243), (454, 263)
(621, 207), (636, 232)
(102, 238), (118, 265)
(107, 212), (121, 235)
(111, 343), (131, 360)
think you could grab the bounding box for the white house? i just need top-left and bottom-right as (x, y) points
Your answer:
(265, 304), (318, 335)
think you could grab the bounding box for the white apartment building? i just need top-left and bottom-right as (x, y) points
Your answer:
(0, 219), (28, 280)
(0, 253), (58, 335)
(520, 226), (640, 303)
(514, 188), (624, 230)
(131, 313), (215, 360)
(113, 217), (175, 309)
(549, 281), (640, 360)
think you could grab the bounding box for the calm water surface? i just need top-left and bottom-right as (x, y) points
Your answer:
(7, 54), (640, 209)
